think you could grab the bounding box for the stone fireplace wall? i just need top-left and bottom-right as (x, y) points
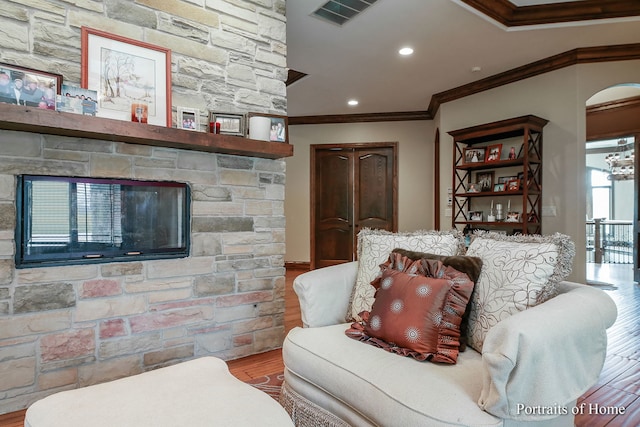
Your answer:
(0, 0), (286, 413)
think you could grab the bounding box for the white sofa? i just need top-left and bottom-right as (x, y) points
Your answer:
(280, 260), (617, 427)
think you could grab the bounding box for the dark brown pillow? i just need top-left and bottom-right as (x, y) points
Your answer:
(391, 248), (482, 352)
(391, 248), (483, 283)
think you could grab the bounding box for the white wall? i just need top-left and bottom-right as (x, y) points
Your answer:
(285, 120), (434, 263)
(436, 60), (640, 282)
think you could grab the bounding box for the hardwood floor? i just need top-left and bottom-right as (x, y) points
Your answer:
(576, 264), (640, 426)
(1, 265), (637, 426)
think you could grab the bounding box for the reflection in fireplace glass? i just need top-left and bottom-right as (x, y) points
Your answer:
(16, 175), (190, 267)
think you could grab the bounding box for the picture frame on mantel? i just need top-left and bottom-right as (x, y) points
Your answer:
(209, 112), (245, 136)
(248, 112), (289, 144)
(177, 107), (200, 131)
(0, 62), (62, 109)
(80, 27), (172, 127)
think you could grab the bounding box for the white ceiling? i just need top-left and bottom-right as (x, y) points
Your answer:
(285, 0), (640, 117)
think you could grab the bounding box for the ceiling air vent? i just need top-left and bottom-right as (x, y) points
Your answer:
(312, 0), (379, 26)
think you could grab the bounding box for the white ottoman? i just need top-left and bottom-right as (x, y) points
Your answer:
(25, 357), (293, 427)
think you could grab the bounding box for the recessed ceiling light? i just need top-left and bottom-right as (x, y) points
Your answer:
(348, 99), (359, 106)
(399, 47), (414, 56)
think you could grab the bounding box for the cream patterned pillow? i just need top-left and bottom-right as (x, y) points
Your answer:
(465, 232), (575, 352)
(347, 228), (464, 322)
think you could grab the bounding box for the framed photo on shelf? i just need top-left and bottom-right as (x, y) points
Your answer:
(506, 178), (520, 192)
(247, 113), (289, 143)
(81, 27), (172, 127)
(493, 183), (505, 192)
(507, 145), (520, 160)
(466, 182), (480, 193)
(498, 175), (517, 184)
(486, 144), (502, 162)
(0, 62), (62, 109)
(517, 171), (537, 190)
(506, 212), (520, 222)
(463, 147), (485, 163)
(209, 112), (245, 136)
(476, 171), (494, 192)
(177, 107), (199, 131)
(469, 211), (483, 222)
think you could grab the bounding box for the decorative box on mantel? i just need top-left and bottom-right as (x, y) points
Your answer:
(0, 104), (293, 159)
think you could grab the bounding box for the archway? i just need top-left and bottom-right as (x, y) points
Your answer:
(585, 84), (640, 284)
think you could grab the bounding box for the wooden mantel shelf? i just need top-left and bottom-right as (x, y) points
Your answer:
(0, 104), (293, 159)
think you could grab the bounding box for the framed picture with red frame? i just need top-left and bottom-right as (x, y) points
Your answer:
(505, 178), (520, 192)
(486, 143), (502, 162)
(81, 27), (172, 127)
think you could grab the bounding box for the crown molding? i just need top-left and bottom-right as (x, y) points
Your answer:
(289, 43), (640, 125)
(460, 0), (640, 27)
(587, 94), (640, 114)
(288, 111), (431, 126)
(426, 43), (640, 117)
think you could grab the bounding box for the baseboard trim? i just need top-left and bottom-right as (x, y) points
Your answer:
(285, 261), (311, 271)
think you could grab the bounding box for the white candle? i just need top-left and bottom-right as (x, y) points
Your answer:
(507, 200), (511, 211)
(490, 200), (494, 211)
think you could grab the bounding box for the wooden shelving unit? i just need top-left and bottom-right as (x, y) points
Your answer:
(0, 104), (293, 159)
(449, 115), (548, 235)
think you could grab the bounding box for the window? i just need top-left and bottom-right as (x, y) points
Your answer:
(589, 168), (611, 220)
(16, 176), (190, 268)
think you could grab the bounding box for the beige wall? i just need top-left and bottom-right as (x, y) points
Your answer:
(436, 60), (640, 283)
(286, 60), (640, 281)
(285, 121), (434, 263)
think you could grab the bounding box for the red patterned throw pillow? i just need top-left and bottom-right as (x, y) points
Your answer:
(346, 254), (475, 364)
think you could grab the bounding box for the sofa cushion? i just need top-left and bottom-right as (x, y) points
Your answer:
(346, 255), (474, 363)
(391, 248), (483, 351)
(348, 228), (464, 321)
(283, 324), (501, 427)
(465, 232), (575, 352)
(391, 248), (483, 283)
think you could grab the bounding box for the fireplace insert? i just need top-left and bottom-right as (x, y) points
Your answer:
(15, 175), (190, 267)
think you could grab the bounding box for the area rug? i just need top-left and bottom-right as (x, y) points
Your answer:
(246, 372), (284, 401)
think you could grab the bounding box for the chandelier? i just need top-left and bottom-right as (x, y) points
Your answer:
(605, 139), (634, 181)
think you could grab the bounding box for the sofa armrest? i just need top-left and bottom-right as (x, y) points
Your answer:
(293, 261), (358, 328)
(479, 281), (617, 421)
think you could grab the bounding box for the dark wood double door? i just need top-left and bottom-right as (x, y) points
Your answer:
(311, 143), (397, 269)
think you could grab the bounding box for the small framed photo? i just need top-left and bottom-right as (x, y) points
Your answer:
(466, 182), (480, 193)
(486, 144), (502, 162)
(506, 212), (520, 222)
(493, 183), (505, 192)
(507, 145), (519, 160)
(506, 179), (520, 192)
(177, 107), (199, 131)
(248, 113), (289, 143)
(517, 171), (536, 190)
(210, 112), (245, 136)
(0, 62), (62, 109)
(476, 171), (494, 192)
(57, 85), (98, 116)
(469, 211), (483, 222)
(464, 147), (485, 163)
(498, 175), (517, 184)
